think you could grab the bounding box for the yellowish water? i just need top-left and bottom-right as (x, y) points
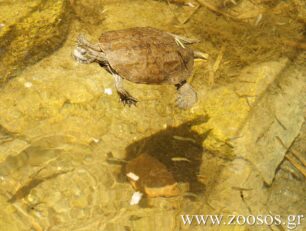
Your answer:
(0, 0), (305, 230)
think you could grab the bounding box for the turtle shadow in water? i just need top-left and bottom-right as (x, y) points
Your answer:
(121, 116), (210, 194)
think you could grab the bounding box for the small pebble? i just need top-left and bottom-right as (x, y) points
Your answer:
(24, 81), (33, 88)
(126, 172), (139, 181)
(171, 157), (191, 163)
(0, 23), (4, 28)
(27, 194), (38, 203)
(91, 137), (100, 143)
(186, 2), (196, 7)
(130, 191), (143, 205)
(77, 168), (87, 173)
(104, 88), (112, 95)
(173, 135), (196, 143)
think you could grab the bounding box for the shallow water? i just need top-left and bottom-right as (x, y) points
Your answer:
(0, 0), (305, 230)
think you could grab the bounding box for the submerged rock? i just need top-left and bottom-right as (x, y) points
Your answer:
(125, 153), (180, 198)
(191, 58), (297, 157)
(0, 0), (71, 83)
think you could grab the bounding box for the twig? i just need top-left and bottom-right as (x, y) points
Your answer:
(290, 149), (306, 167)
(181, 4), (200, 24)
(213, 45), (225, 72)
(11, 201), (43, 231)
(282, 39), (306, 50)
(276, 136), (306, 177)
(197, 0), (234, 18)
(167, 0), (200, 24)
(276, 135), (306, 166)
(285, 155), (306, 178)
(208, 45), (225, 86)
(208, 62), (215, 87)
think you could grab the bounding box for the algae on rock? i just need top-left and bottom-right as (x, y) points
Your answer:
(190, 58), (292, 158)
(0, 0), (71, 83)
(234, 57), (305, 184)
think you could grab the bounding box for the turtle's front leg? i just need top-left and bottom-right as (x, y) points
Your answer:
(113, 74), (138, 106)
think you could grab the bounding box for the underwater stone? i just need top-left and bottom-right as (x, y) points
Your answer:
(191, 58), (290, 158)
(0, 195), (23, 231)
(0, 0), (71, 83)
(234, 58), (305, 184)
(0, 139), (30, 164)
(125, 153), (180, 198)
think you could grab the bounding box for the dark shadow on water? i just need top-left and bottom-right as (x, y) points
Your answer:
(121, 116), (210, 194)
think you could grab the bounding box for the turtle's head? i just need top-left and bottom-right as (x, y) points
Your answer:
(73, 34), (106, 64)
(72, 46), (96, 64)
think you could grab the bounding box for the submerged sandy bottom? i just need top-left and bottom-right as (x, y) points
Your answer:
(0, 0), (305, 230)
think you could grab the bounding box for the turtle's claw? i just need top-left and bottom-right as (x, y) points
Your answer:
(118, 91), (138, 107)
(121, 97), (138, 107)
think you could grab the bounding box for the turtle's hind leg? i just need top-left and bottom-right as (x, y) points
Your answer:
(113, 74), (138, 106)
(175, 81), (197, 109)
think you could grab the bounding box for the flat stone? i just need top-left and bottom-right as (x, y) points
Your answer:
(125, 153), (180, 197)
(234, 59), (305, 184)
(0, 139), (29, 164)
(191, 58), (290, 158)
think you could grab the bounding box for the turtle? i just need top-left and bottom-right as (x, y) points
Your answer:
(72, 27), (206, 109)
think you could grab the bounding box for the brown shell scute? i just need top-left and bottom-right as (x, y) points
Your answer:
(98, 27), (194, 84)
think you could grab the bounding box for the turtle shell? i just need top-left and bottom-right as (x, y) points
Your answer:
(98, 27), (194, 85)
